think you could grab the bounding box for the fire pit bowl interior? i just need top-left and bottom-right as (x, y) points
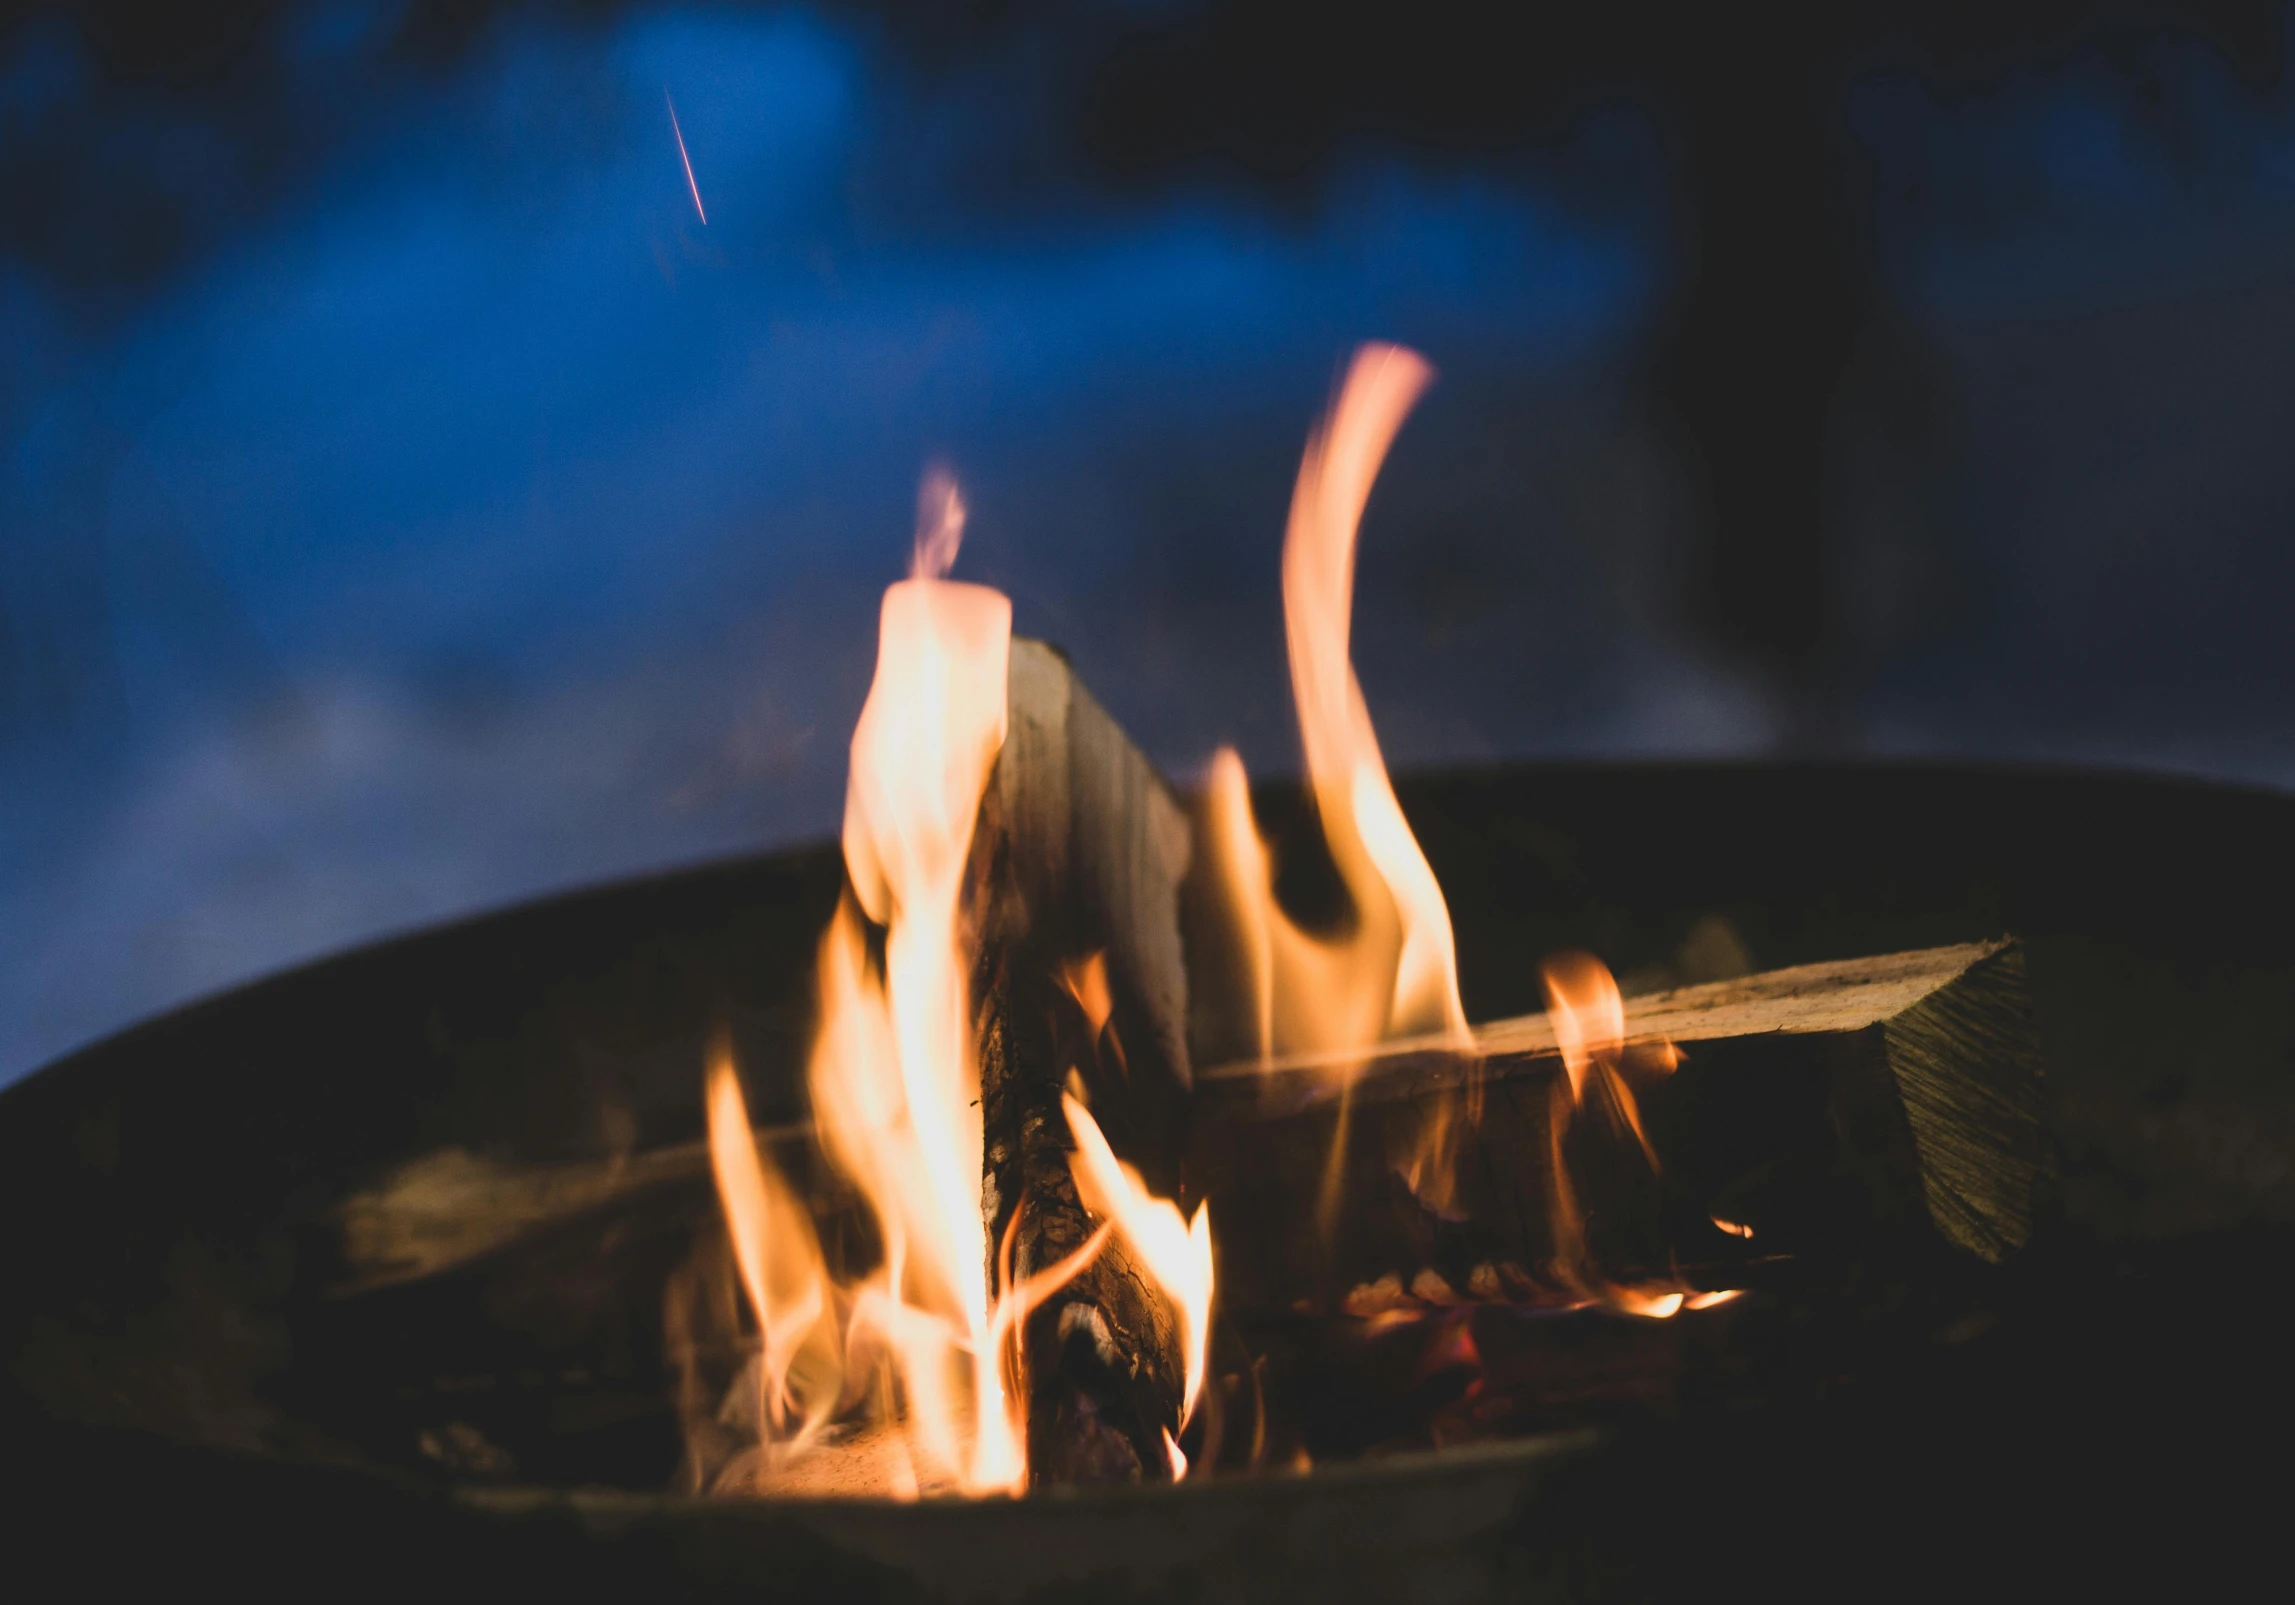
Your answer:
(5, 761), (2292, 1601)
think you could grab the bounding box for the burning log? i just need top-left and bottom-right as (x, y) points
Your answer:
(970, 638), (1201, 1484)
(1192, 939), (2051, 1317)
(330, 635), (1207, 1492)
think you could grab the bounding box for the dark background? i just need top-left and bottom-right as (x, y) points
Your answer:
(7, 0), (2295, 1083)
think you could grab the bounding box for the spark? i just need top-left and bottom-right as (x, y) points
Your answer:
(666, 90), (706, 225)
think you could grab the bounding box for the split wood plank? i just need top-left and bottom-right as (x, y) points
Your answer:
(1191, 939), (2051, 1317)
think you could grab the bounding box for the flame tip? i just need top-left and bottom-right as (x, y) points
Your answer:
(911, 463), (967, 580)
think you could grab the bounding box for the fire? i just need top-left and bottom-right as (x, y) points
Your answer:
(1196, 344), (1475, 1218)
(829, 478), (1023, 1494)
(686, 347), (1747, 1498)
(695, 470), (1208, 1497)
(704, 1048), (837, 1463)
(1279, 344), (1468, 1051)
(689, 474), (1022, 1495)
(1538, 952), (1733, 1318)
(1542, 952), (1660, 1169)
(1064, 1091), (1215, 1427)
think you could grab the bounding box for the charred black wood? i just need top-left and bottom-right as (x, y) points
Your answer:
(969, 637), (1196, 1486)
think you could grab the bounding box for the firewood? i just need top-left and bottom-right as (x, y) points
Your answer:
(995, 639), (1195, 1093)
(1191, 940), (2051, 1316)
(969, 637), (1196, 1485)
(335, 1134), (776, 1294)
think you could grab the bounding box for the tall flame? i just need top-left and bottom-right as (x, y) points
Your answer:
(1197, 343), (1474, 1216)
(697, 480), (1033, 1496)
(699, 471), (1212, 1497)
(1281, 345), (1468, 1051)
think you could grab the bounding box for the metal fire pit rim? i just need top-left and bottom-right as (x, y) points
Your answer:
(455, 1424), (1608, 1525)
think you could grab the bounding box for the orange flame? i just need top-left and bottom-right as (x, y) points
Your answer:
(1059, 951), (1115, 1039)
(701, 475), (1099, 1497)
(1064, 1091), (1215, 1427)
(1280, 345), (1467, 1051)
(705, 1048), (838, 1457)
(1542, 952), (1657, 1167)
(835, 527), (1024, 1493)
(1543, 952), (1625, 1109)
(700, 472), (1220, 1496)
(1539, 952), (1737, 1319)
(1197, 343), (1474, 1218)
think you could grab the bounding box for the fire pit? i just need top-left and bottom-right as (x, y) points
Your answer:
(5, 760), (2294, 1598)
(7, 347), (2293, 1599)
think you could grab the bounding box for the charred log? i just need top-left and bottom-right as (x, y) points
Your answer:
(969, 637), (1196, 1486)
